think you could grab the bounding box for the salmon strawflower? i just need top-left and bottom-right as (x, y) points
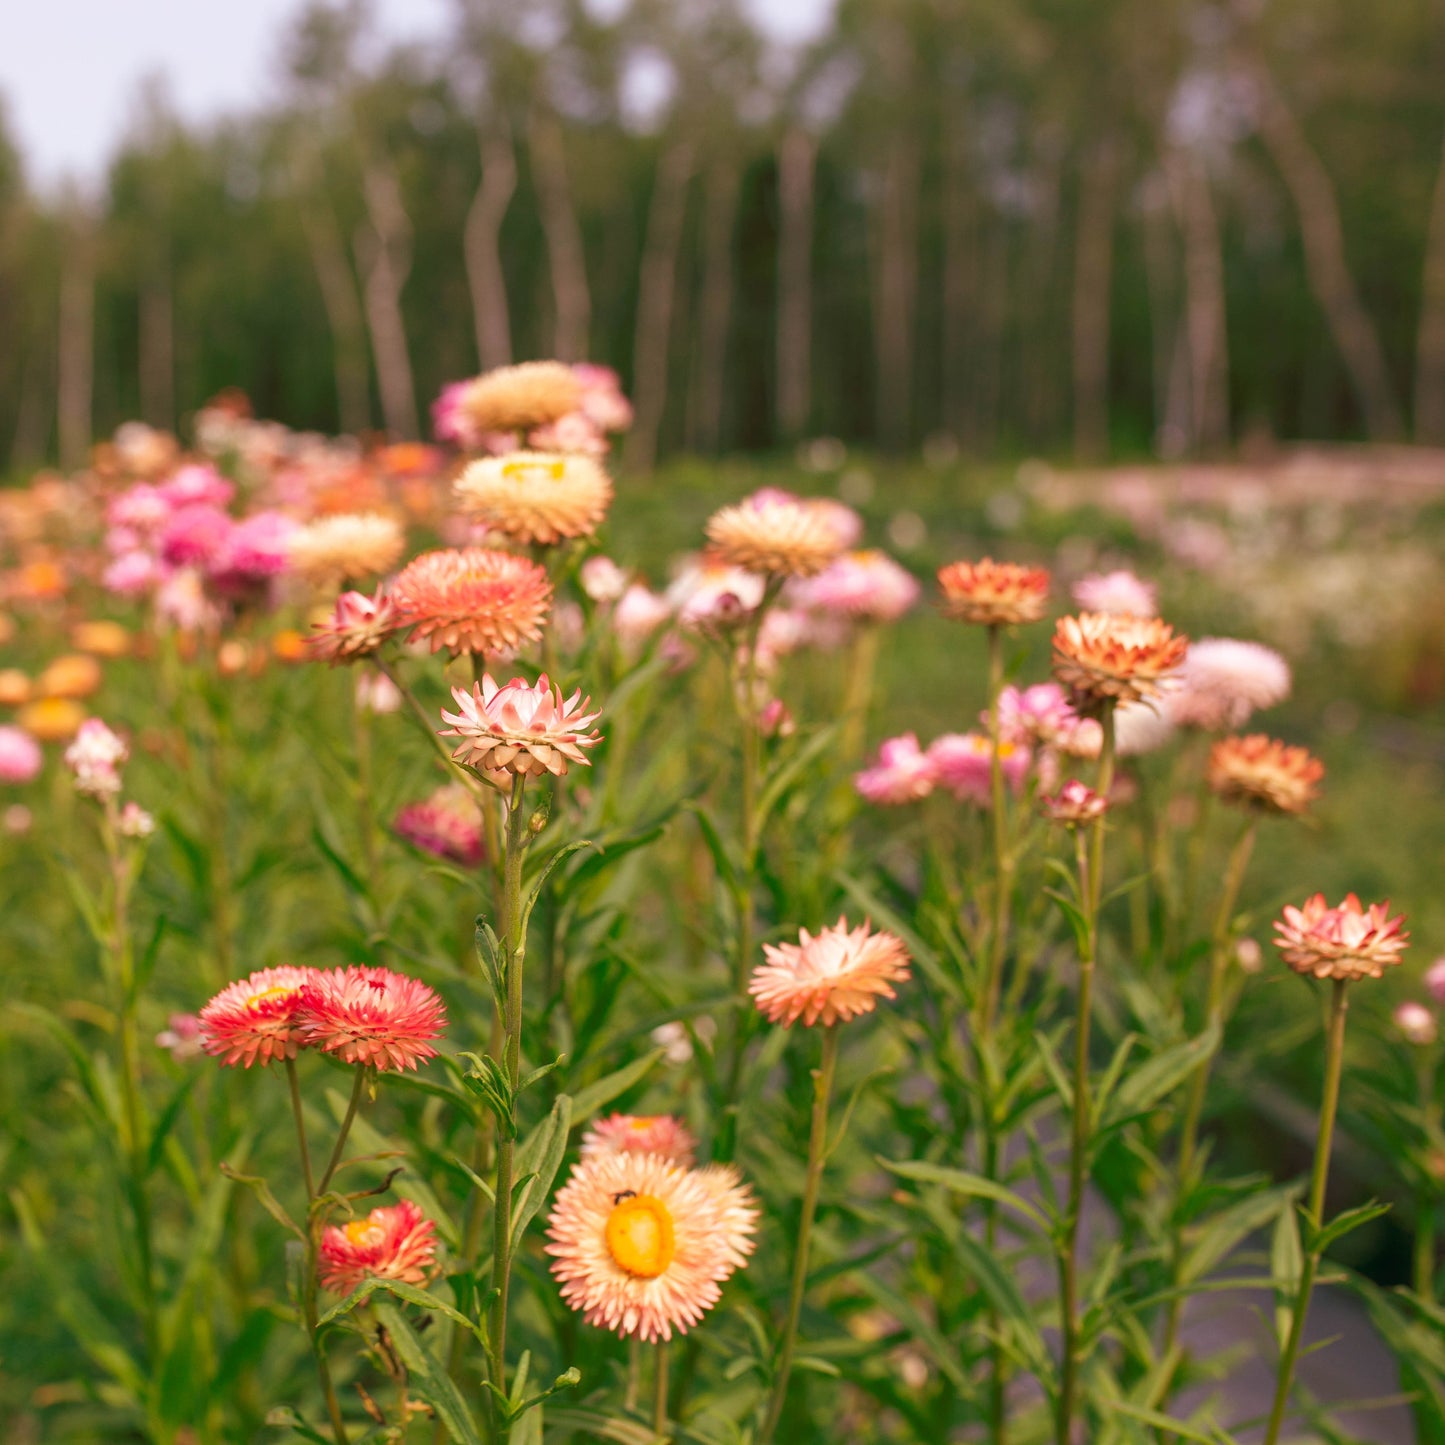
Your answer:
(750, 918), (912, 1027)
(287, 513), (405, 586)
(298, 965), (447, 1071)
(308, 588), (401, 664)
(937, 559), (1050, 627)
(1208, 735), (1324, 816)
(319, 1199), (439, 1295)
(460, 361), (583, 434)
(391, 547), (552, 658)
(705, 493), (844, 579)
(454, 451), (614, 546)
(441, 673), (601, 779)
(1273, 894), (1409, 983)
(545, 1152), (757, 1342)
(580, 1114), (698, 1167)
(200, 965), (319, 1068)
(1051, 611), (1189, 713)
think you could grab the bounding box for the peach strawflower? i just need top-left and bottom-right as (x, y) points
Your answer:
(287, 513), (405, 586)
(1041, 780), (1108, 826)
(308, 588), (401, 664)
(319, 1199), (439, 1295)
(937, 559), (1050, 627)
(454, 452), (614, 546)
(393, 784), (485, 867)
(1273, 894), (1409, 983)
(705, 493), (843, 579)
(460, 361), (582, 434)
(298, 965), (447, 1071)
(750, 918), (912, 1027)
(391, 547), (552, 658)
(38, 654), (103, 700)
(545, 1152), (757, 1342)
(441, 673), (601, 779)
(1208, 735), (1323, 816)
(580, 1114), (697, 1167)
(1051, 612), (1189, 713)
(70, 620), (132, 659)
(199, 965), (319, 1068)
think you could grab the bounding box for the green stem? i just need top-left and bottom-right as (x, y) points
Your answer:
(287, 1058), (317, 1201)
(758, 1026), (839, 1445)
(319, 1067), (367, 1197)
(653, 1340), (670, 1438)
(1417, 1063), (1441, 1303)
(981, 623), (1012, 1036)
(1261, 978), (1350, 1445)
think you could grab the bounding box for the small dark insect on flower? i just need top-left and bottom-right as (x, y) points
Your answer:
(612, 1189), (638, 1205)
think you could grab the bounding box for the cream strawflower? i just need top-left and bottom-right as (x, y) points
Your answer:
(1052, 612), (1188, 713)
(287, 513), (405, 586)
(460, 361), (582, 434)
(580, 1114), (697, 1167)
(1208, 735), (1323, 816)
(937, 559), (1050, 626)
(391, 547), (552, 658)
(1273, 894), (1408, 983)
(545, 1152), (757, 1342)
(440, 673), (602, 778)
(705, 493), (844, 579)
(750, 918), (912, 1027)
(454, 451), (613, 546)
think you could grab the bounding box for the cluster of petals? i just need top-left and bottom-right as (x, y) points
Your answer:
(1208, 734), (1323, 816)
(855, 734), (936, 805)
(0, 726), (43, 784)
(1052, 611), (1188, 712)
(545, 1151), (757, 1342)
(1273, 894), (1409, 983)
(1168, 639), (1291, 731)
(64, 718), (128, 797)
(705, 492), (844, 579)
(435, 364), (631, 454)
(937, 558), (1050, 626)
(991, 683), (1080, 748)
(199, 964), (319, 1067)
(393, 784), (486, 868)
(391, 547), (552, 658)
(1071, 569), (1157, 617)
(308, 588), (400, 664)
(287, 512), (405, 586)
(750, 918), (912, 1027)
(458, 361), (583, 435)
(928, 732), (1032, 805)
(441, 673), (602, 778)
(1040, 780), (1109, 826)
(319, 1199), (439, 1295)
(789, 549), (919, 623)
(580, 1114), (697, 1167)
(1394, 1001), (1437, 1047)
(669, 559), (766, 631)
(454, 451), (613, 546)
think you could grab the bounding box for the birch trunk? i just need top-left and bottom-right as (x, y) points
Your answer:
(465, 128), (517, 372)
(355, 159), (418, 438)
(870, 133), (921, 452)
(688, 157), (740, 451)
(1072, 138), (1119, 460)
(139, 268), (174, 430)
(941, 122), (976, 446)
(530, 110), (591, 361)
(624, 142), (694, 474)
(1414, 127), (1445, 442)
(57, 216), (95, 472)
(776, 126), (816, 440)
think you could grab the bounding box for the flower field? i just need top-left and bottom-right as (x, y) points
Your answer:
(1, 374), (1444, 1445)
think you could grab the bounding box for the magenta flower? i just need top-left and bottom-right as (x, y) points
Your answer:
(855, 734), (936, 805)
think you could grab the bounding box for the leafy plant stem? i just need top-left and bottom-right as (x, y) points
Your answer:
(981, 622), (1012, 1037)
(654, 1339), (670, 1437)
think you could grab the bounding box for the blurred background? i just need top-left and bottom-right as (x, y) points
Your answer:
(2, 0), (1444, 471)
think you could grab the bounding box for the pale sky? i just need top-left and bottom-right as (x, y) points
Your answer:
(0, 0), (831, 192)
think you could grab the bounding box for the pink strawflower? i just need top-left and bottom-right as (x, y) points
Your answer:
(210, 510), (297, 586)
(750, 918), (912, 1027)
(308, 589), (401, 664)
(670, 560), (766, 630)
(355, 671), (403, 714)
(107, 482), (172, 533)
(0, 726), (43, 784)
(791, 550), (920, 623)
(1041, 780), (1109, 826)
(431, 381), (477, 447)
(580, 1114), (698, 1167)
(1071, 569), (1158, 617)
(156, 1012), (205, 1060)
(855, 733), (936, 805)
(441, 673), (602, 779)
(989, 683), (1080, 748)
(103, 550), (161, 597)
(319, 1199), (439, 1294)
(614, 584), (672, 648)
(64, 718), (128, 797)
(200, 965), (319, 1067)
(574, 363), (635, 433)
(394, 784), (486, 868)
(118, 801), (156, 838)
(1168, 639), (1291, 731)
(1426, 959), (1445, 1006)
(581, 556), (629, 604)
(155, 570), (220, 634)
(298, 965), (447, 1072)
(1273, 894), (1409, 983)
(1394, 1001), (1437, 1047)
(927, 732), (1031, 806)
(1114, 699), (1177, 757)
(529, 412), (608, 456)
(160, 503), (234, 569)
(158, 463), (234, 509)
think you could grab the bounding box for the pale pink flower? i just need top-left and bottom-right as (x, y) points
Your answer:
(103, 550), (161, 597)
(989, 683), (1080, 748)
(1169, 639), (1291, 731)
(580, 556), (629, 604)
(298, 965), (447, 1072)
(791, 550), (920, 623)
(118, 802), (155, 838)
(750, 918), (912, 1027)
(1424, 959), (1445, 1006)
(855, 734), (936, 805)
(431, 381), (478, 447)
(0, 726), (43, 784)
(705, 493), (844, 578)
(158, 463), (234, 509)
(529, 412), (608, 456)
(574, 363), (635, 433)
(1041, 780), (1109, 826)
(355, 671), (403, 714)
(614, 585), (673, 649)
(1071, 569), (1157, 617)
(320, 1200), (439, 1294)
(156, 1012), (205, 1060)
(1115, 698), (1177, 757)
(441, 673), (602, 778)
(1274, 894), (1409, 983)
(308, 589), (400, 664)
(107, 482), (172, 533)
(65, 718), (128, 797)
(1395, 1002), (1437, 1047)
(580, 1114), (697, 1167)
(927, 732), (1031, 805)
(670, 560), (767, 631)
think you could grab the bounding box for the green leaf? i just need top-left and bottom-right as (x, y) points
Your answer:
(219, 1162), (305, 1240)
(519, 840), (598, 942)
(570, 1049), (665, 1122)
(264, 1406), (334, 1443)
(1105, 1399), (1232, 1443)
(144, 1075), (198, 1177)
(882, 1158), (1047, 1231)
(310, 820), (367, 899)
(1271, 1206), (1303, 1350)
(1310, 1200), (1391, 1255)
(1043, 887), (1090, 956)
(545, 1408), (659, 1444)
(850, 1271), (969, 1391)
(519, 1054), (568, 1095)
(1099, 1024), (1221, 1132)
(1181, 1184), (1300, 1284)
(318, 1277), (486, 1339)
(511, 1095), (573, 1249)
(753, 721), (842, 842)
(686, 803), (741, 894)
(373, 1301), (483, 1445)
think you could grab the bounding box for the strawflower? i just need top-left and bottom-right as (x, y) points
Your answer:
(307, 588), (400, 664)
(0, 726), (42, 784)
(64, 718), (128, 797)
(200, 965), (318, 1068)
(791, 549), (919, 623)
(319, 1199), (439, 1294)
(298, 965), (447, 1072)
(1071, 569), (1157, 617)
(288, 513), (405, 586)
(1052, 611), (1188, 712)
(1274, 894), (1408, 983)
(454, 451), (613, 546)
(1041, 780), (1108, 826)
(1169, 638), (1291, 731)
(393, 784), (485, 867)
(1427, 959), (1445, 1006)
(705, 493), (843, 579)
(1208, 735), (1323, 816)
(460, 361), (582, 434)
(937, 558), (1050, 626)
(441, 673), (601, 779)
(927, 732), (1031, 805)
(391, 547), (552, 658)
(1395, 1001), (1437, 1047)
(854, 734), (935, 805)
(580, 1114), (697, 1167)
(750, 918), (912, 1027)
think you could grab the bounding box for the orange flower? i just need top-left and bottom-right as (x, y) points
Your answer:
(1051, 612), (1188, 713)
(319, 1200), (439, 1295)
(1208, 735), (1323, 816)
(37, 654), (103, 700)
(937, 559), (1050, 626)
(750, 918), (911, 1027)
(1273, 894), (1408, 983)
(391, 548), (551, 658)
(70, 621), (132, 659)
(16, 697), (85, 741)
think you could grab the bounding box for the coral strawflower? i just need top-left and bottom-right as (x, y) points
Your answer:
(750, 918), (911, 1027)
(580, 1114), (697, 1167)
(454, 451), (614, 546)
(1051, 611), (1188, 713)
(1273, 894), (1409, 983)
(440, 673), (601, 779)
(1208, 735), (1323, 816)
(307, 588), (401, 664)
(298, 965), (447, 1071)
(1041, 780), (1109, 826)
(200, 965), (319, 1068)
(319, 1199), (439, 1294)
(937, 559), (1050, 627)
(391, 547), (552, 658)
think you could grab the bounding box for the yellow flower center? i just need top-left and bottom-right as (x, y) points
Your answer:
(245, 985), (296, 1011)
(628, 1117), (659, 1132)
(604, 1193), (675, 1278)
(344, 1219), (386, 1248)
(502, 458), (566, 485)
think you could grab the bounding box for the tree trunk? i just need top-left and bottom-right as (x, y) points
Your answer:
(1165, 146), (1230, 450)
(776, 126), (816, 440)
(624, 142), (694, 474)
(1245, 54), (1404, 440)
(355, 159), (418, 439)
(941, 121), (976, 446)
(9, 350), (52, 470)
(870, 133), (921, 452)
(688, 157), (740, 451)
(57, 215), (95, 472)
(139, 266), (174, 430)
(1414, 127), (1445, 442)
(1072, 137), (1119, 460)
(530, 109), (591, 361)
(465, 127), (517, 372)
(1139, 172), (1182, 453)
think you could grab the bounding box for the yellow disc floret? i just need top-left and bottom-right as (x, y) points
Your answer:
(605, 1193), (676, 1279)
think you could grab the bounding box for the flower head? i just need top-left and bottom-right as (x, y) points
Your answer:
(1273, 894), (1408, 983)
(0, 726), (42, 784)
(937, 559), (1050, 626)
(308, 588), (401, 664)
(750, 918), (911, 1027)
(119, 801), (155, 838)
(156, 1012), (204, 1060)
(393, 784), (485, 868)
(460, 362), (582, 434)
(65, 718), (128, 797)
(992, 683), (1079, 748)
(319, 1199), (439, 1295)
(1071, 569), (1157, 617)
(454, 452), (613, 546)
(854, 733), (935, 805)
(580, 1114), (697, 1167)
(791, 550), (920, 623)
(391, 548), (552, 658)
(927, 732), (1031, 806)
(545, 1152), (757, 1342)
(1052, 612), (1188, 713)
(1169, 639), (1291, 731)
(1394, 1002), (1437, 1047)
(288, 513), (405, 586)
(298, 965), (447, 1071)
(441, 673), (601, 779)
(1426, 959), (1445, 1006)
(1208, 735), (1323, 816)
(705, 493), (844, 579)
(1041, 780), (1108, 826)
(1114, 698), (1177, 757)
(200, 965), (319, 1067)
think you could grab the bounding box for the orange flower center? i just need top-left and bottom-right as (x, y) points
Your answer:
(605, 1193), (675, 1278)
(503, 458), (566, 485)
(343, 1219), (386, 1248)
(245, 985), (296, 1011)
(628, 1117), (660, 1132)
